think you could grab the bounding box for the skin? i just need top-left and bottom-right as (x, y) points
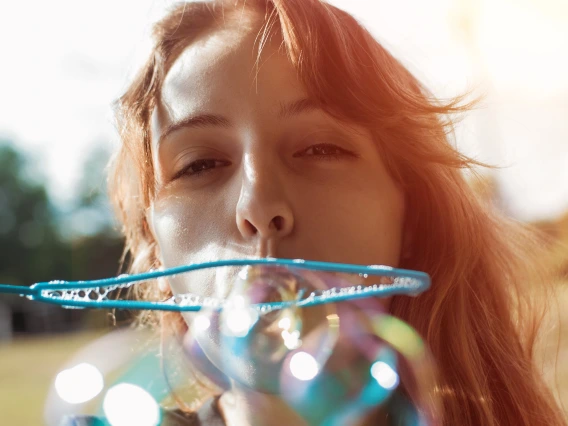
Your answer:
(148, 11), (406, 426)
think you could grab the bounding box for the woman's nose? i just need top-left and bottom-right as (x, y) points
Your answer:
(235, 156), (294, 241)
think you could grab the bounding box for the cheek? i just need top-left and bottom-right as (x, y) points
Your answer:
(300, 178), (405, 267)
(354, 193), (405, 267)
(151, 181), (239, 251)
(150, 192), (235, 296)
(151, 194), (208, 263)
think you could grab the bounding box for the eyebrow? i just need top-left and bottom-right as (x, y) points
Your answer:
(277, 97), (321, 119)
(157, 97), (322, 146)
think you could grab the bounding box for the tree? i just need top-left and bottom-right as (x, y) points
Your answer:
(0, 141), (125, 334)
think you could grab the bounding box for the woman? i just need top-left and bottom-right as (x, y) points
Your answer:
(108, 0), (566, 424)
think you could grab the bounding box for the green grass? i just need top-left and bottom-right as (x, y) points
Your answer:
(0, 331), (106, 426)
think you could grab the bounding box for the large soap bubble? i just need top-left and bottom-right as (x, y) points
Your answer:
(182, 264), (441, 425)
(186, 265), (340, 394)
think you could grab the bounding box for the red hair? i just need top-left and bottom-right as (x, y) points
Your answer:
(108, 0), (566, 424)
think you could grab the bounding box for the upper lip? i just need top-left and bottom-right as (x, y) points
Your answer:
(254, 238), (282, 259)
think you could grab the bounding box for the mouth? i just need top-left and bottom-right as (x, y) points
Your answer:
(231, 260), (367, 300)
(230, 265), (301, 303)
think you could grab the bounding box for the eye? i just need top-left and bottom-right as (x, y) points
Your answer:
(173, 158), (231, 180)
(293, 143), (356, 160)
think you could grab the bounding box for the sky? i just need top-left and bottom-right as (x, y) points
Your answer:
(0, 0), (567, 221)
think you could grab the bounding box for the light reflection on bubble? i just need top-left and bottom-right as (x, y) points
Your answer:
(281, 329), (302, 350)
(221, 305), (259, 337)
(278, 316), (291, 330)
(375, 316), (424, 357)
(371, 361), (400, 390)
(103, 383), (160, 426)
(54, 362), (104, 404)
(289, 351), (319, 381)
(193, 314), (211, 331)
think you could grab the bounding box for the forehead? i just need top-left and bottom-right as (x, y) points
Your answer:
(151, 13), (305, 142)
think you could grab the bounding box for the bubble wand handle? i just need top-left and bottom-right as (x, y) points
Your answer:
(0, 283), (34, 296)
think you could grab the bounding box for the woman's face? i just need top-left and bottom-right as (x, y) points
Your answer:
(149, 15), (406, 302)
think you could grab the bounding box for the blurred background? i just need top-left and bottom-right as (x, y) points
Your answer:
(0, 0), (566, 424)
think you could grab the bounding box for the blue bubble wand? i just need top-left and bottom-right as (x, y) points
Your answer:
(0, 258), (430, 312)
(1, 259), (440, 424)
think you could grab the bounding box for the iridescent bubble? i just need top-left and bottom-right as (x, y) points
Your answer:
(189, 265), (340, 394)
(279, 306), (440, 426)
(184, 264), (440, 425)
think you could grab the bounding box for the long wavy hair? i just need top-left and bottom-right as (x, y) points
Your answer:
(108, 0), (566, 424)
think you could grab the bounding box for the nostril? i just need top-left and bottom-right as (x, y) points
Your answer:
(272, 216), (284, 231)
(240, 215), (288, 238)
(244, 220), (258, 235)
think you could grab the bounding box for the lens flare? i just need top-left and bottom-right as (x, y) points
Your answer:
(193, 314), (211, 331)
(103, 383), (160, 426)
(289, 351), (320, 381)
(54, 362), (104, 404)
(371, 361), (399, 390)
